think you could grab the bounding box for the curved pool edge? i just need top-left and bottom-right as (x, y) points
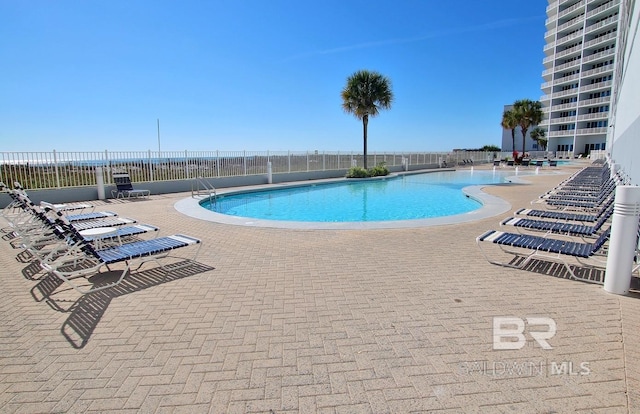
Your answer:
(173, 179), (526, 230)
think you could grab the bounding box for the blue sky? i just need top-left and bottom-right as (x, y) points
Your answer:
(0, 1), (547, 152)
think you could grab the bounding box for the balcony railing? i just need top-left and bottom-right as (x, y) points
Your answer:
(559, 0), (586, 19)
(580, 80), (613, 92)
(546, 15), (557, 26)
(581, 65), (613, 77)
(585, 15), (618, 34)
(554, 73), (581, 85)
(549, 130), (576, 137)
(544, 41), (556, 52)
(556, 28), (584, 46)
(549, 115), (577, 124)
(553, 59), (582, 72)
(555, 43), (583, 59)
(554, 88), (580, 97)
(582, 48), (615, 63)
(550, 101), (578, 111)
(560, 0), (577, 5)
(577, 112), (609, 121)
(583, 31), (617, 48)
(575, 127), (607, 134)
(557, 14), (585, 32)
(579, 96), (611, 106)
(586, 0), (620, 19)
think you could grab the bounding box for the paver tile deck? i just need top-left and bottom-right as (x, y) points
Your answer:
(1, 161), (638, 413)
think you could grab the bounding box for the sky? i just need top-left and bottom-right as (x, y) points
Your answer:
(0, 1), (548, 153)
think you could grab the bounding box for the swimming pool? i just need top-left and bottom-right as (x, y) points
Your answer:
(194, 170), (532, 228)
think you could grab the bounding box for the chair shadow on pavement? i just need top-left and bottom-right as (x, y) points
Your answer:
(512, 256), (606, 284)
(509, 256), (640, 296)
(30, 260), (214, 349)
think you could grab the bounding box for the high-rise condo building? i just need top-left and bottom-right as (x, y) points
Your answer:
(541, 0), (621, 157)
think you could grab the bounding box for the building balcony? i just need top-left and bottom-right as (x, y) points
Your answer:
(586, 0), (620, 19)
(556, 43), (583, 59)
(557, 14), (586, 32)
(583, 31), (617, 48)
(544, 41), (556, 53)
(550, 101), (578, 111)
(547, 1), (559, 14)
(582, 48), (615, 63)
(544, 74), (581, 90)
(549, 130), (576, 137)
(577, 112), (609, 121)
(545, 30), (556, 41)
(575, 127), (607, 134)
(554, 60), (582, 72)
(550, 115), (577, 125)
(554, 73), (581, 86)
(579, 96), (611, 106)
(559, 0), (586, 19)
(585, 15), (618, 35)
(554, 88), (580, 98)
(556, 28), (584, 46)
(581, 66), (613, 77)
(580, 80), (613, 92)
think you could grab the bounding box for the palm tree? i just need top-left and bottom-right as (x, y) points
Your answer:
(529, 126), (547, 151)
(501, 109), (518, 154)
(512, 99), (544, 153)
(341, 70), (393, 169)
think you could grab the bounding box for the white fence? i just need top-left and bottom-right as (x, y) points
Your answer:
(0, 149), (497, 190)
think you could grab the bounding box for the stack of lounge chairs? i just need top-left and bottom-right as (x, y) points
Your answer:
(476, 160), (636, 284)
(0, 183), (201, 295)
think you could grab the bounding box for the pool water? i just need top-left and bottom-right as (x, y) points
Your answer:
(200, 170), (529, 223)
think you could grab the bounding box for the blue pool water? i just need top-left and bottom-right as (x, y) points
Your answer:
(200, 170), (530, 223)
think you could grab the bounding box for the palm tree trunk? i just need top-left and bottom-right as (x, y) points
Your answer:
(511, 129), (515, 153)
(362, 115), (369, 169)
(522, 128), (528, 153)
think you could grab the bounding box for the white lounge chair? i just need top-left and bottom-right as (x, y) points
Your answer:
(40, 218), (201, 294)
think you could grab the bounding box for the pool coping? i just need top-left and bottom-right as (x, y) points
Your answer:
(174, 170), (535, 230)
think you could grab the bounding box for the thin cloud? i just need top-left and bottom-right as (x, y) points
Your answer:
(282, 16), (543, 62)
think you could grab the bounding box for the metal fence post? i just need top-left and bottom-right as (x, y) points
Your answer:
(53, 150), (61, 189)
(243, 151), (247, 176)
(216, 150), (220, 177)
(185, 149), (190, 179)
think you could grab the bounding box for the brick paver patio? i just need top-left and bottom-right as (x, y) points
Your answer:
(1, 162), (638, 413)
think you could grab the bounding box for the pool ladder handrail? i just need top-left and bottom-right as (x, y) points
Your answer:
(192, 176), (217, 204)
